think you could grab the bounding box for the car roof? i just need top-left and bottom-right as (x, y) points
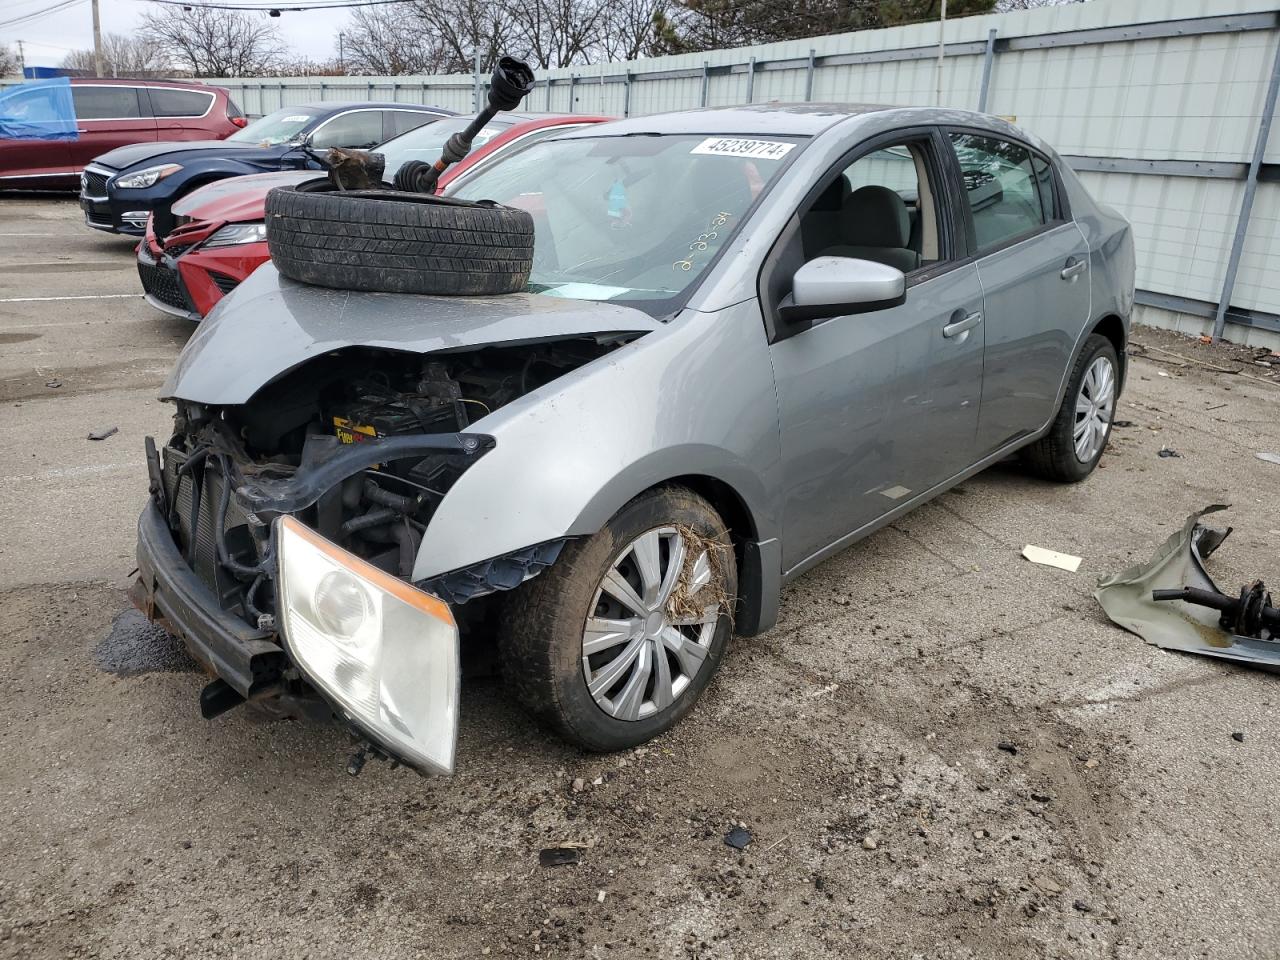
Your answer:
(68, 77), (218, 89)
(560, 103), (894, 138)
(288, 101), (453, 114)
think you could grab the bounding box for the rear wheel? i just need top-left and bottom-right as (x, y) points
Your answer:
(499, 487), (737, 752)
(1023, 333), (1119, 482)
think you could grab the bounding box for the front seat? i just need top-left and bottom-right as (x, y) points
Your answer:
(822, 185), (921, 273)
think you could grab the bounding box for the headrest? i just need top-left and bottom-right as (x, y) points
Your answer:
(811, 174), (851, 212)
(844, 185), (910, 248)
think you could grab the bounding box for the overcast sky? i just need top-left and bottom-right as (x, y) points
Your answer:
(2, 0), (349, 67)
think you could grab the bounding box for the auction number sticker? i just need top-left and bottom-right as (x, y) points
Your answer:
(690, 137), (795, 160)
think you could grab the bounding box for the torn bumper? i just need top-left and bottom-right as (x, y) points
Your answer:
(1095, 504), (1280, 666)
(131, 499), (285, 696)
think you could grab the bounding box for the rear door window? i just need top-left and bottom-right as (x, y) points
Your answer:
(386, 110), (437, 139)
(148, 88), (214, 118)
(948, 133), (1056, 251)
(309, 110), (385, 149)
(72, 86), (143, 121)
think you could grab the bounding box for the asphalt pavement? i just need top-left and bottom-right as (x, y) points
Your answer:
(2, 195), (1279, 960)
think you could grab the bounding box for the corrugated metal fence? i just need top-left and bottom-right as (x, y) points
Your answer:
(20, 0), (1280, 344)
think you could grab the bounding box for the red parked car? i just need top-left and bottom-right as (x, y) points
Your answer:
(0, 78), (245, 191)
(137, 113), (609, 320)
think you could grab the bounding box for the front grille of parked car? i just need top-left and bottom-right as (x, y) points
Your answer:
(137, 258), (190, 313)
(81, 170), (108, 197)
(210, 273), (240, 295)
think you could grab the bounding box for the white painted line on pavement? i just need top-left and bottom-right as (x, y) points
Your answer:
(0, 463), (135, 485)
(0, 294), (142, 303)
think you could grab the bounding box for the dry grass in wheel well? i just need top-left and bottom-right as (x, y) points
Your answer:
(668, 523), (735, 628)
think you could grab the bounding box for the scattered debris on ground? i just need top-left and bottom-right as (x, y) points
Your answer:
(87, 425), (118, 441)
(724, 826), (752, 850)
(539, 847), (581, 868)
(1096, 504), (1279, 665)
(1022, 545), (1082, 572)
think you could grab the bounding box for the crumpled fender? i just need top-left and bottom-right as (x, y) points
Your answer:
(411, 303), (782, 581)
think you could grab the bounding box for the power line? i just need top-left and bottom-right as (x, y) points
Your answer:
(139, 0), (414, 10)
(0, 0), (88, 30)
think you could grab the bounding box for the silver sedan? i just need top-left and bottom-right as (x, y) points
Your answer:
(136, 104), (1134, 773)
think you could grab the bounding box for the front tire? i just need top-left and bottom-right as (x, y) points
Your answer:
(1023, 333), (1119, 482)
(499, 487), (737, 752)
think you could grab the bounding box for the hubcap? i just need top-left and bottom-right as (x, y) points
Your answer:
(581, 526), (720, 722)
(1073, 355), (1115, 463)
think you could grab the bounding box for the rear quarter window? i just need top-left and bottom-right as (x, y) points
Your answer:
(148, 88), (214, 118)
(73, 86), (143, 120)
(388, 110), (437, 138)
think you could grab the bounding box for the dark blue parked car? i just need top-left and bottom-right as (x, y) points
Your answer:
(80, 101), (453, 236)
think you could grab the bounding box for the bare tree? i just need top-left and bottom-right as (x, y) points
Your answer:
(263, 55), (346, 77)
(0, 44), (19, 78)
(996, 0), (1085, 9)
(596, 0), (670, 60)
(61, 33), (170, 77)
(510, 0), (609, 69)
(340, 6), (452, 75)
(141, 4), (285, 78)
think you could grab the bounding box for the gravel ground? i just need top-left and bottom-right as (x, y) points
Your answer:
(2, 197), (1279, 960)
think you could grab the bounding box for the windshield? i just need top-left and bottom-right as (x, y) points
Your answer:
(228, 107), (322, 146)
(448, 133), (803, 310)
(378, 116), (513, 181)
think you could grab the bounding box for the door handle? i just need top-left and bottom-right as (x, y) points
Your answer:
(76, 128), (89, 134)
(942, 310), (982, 339)
(1061, 257), (1088, 280)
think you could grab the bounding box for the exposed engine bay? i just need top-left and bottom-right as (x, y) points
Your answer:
(153, 336), (631, 633)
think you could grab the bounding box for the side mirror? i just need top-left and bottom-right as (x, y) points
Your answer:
(286, 132), (312, 149)
(779, 256), (906, 330)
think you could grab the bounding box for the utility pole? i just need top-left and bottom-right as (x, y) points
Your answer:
(935, 0), (947, 106)
(16, 39), (25, 76)
(338, 32), (345, 73)
(91, 0), (104, 77)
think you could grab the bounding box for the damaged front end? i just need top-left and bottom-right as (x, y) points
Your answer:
(131, 335), (632, 773)
(1095, 504), (1280, 666)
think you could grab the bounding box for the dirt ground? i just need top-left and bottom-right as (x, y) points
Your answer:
(2, 196), (1279, 960)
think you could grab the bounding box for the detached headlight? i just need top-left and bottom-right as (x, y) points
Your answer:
(115, 163), (182, 189)
(275, 515), (459, 774)
(203, 222), (267, 248)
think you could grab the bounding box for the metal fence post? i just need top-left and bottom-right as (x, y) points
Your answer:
(804, 49), (816, 102)
(623, 71), (632, 118)
(977, 28), (997, 113)
(700, 61), (709, 106)
(1213, 34), (1280, 341)
(568, 73), (576, 113)
(473, 51), (481, 111)
(545, 78), (552, 111)
(745, 56), (756, 103)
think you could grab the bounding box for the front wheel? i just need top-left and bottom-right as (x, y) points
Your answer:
(1023, 333), (1119, 482)
(499, 487), (737, 752)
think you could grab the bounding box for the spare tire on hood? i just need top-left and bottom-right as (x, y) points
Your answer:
(264, 186), (535, 296)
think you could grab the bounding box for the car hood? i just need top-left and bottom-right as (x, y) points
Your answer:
(162, 264), (663, 405)
(173, 170), (322, 222)
(95, 139), (284, 172)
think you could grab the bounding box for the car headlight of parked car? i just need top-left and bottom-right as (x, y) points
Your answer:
(202, 222), (268, 248)
(275, 515), (460, 774)
(114, 163), (183, 189)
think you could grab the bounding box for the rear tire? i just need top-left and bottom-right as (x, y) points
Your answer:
(1023, 333), (1119, 482)
(264, 186), (534, 296)
(499, 487), (737, 752)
